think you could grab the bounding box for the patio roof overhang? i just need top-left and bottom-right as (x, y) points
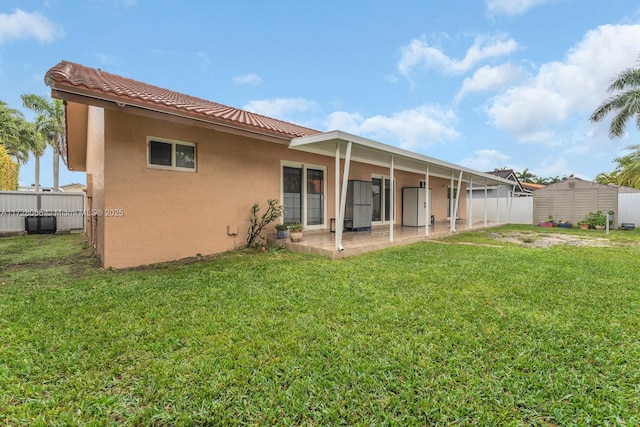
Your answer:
(290, 130), (516, 252)
(289, 130), (515, 186)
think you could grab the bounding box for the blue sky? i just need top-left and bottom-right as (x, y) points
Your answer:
(2, 0), (640, 187)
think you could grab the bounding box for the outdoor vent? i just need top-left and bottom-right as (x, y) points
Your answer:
(25, 216), (57, 234)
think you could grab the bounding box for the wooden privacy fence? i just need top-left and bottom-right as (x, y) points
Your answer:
(0, 191), (84, 234)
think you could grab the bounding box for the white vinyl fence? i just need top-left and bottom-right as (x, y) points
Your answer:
(469, 196), (533, 225)
(469, 192), (640, 227)
(0, 191), (84, 234)
(618, 193), (640, 227)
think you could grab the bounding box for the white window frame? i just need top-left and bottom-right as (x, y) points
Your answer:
(371, 174), (396, 225)
(147, 136), (197, 172)
(280, 161), (327, 231)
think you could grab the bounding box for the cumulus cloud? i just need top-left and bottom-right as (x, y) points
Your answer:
(243, 98), (317, 119)
(485, 0), (552, 16)
(0, 9), (62, 44)
(327, 105), (459, 151)
(455, 63), (522, 102)
(233, 73), (263, 86)
(486, 23), (640, 144)
(398, 33), (519, 80)
(460, 149), (512, 171)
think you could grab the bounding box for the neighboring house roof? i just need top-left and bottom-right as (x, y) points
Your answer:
(521, 182), (545, 192)
(45, 61), (320, 141)
(482, 169), (529, 194)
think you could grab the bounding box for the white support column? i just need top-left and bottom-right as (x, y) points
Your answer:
(468, 177), (473, 229)
(336, 141), (352, 251)
(389, 155), (395, 242)
(484, 180), (488, 227)
(507, 184), (514, 224)
(496, 185), (501, 224)
(452, 170), (463, 233)
(425, 164), (430, 236)
(450, 172), (455, 231)
(335, 142), (341, 251)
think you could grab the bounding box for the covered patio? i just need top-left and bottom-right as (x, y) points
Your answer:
(271, 130), (515, 258)
(269, 219), (505, 259)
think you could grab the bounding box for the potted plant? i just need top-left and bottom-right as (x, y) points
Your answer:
(288, 223), (304, 242)
(539, 215), (555, 228)
(578, 220), (589, 230)
(588, 211), (607, 230)
(556, 219), (572, 229)
(275, 223), (288, 239)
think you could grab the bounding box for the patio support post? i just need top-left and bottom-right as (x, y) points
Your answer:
(507, 184), (514, 224)
(468, 177), (473, 229)
(390, 155), (394, 242)
(335, 142), (341, 251)
(425, 164), (430, 236)
(496, 185), (501, 224)
(336, 141), (352, 251)
(450, 172), (455, 231)
(484, 180), (488, 227)
(452, 170), (463, 232)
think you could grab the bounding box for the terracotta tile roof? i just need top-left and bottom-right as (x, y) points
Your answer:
(521, 182), (545, 191)
(45, 60), (320, 139)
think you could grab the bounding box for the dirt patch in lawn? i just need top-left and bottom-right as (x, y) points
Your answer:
(488, 232), (611, 248)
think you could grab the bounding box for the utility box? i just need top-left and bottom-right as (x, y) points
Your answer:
(345, 180), (373, 230)
(402, 187), (432, 227)
(25, 216), (57, 234)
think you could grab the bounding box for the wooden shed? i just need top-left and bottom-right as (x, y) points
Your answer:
(533, 178), (618, 228)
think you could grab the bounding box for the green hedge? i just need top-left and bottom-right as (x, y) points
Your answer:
(0, 144), (18, 190)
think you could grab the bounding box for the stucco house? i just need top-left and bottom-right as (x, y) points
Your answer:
(45, 61), (515, 268)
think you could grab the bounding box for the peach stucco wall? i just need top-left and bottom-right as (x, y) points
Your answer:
(87, 108), (467, 268)
(100, 110), (335, 268)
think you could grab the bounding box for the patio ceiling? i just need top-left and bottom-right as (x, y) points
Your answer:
(289, 130), (514, 186)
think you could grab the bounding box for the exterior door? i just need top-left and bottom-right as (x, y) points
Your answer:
(372, 176), (392, 224)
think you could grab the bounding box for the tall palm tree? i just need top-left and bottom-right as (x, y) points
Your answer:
(21, 94), (65, 191)
(532, 176), (549, 185)
(590, 57), (640, 138)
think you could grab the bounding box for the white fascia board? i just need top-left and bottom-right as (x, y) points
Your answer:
(290, 130), (514, 186)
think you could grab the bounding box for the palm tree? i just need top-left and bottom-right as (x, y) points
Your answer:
(21, 94), (65, 191)
(590, 57), (640, 138)
(595, 170), (619, 185)
(612, 144), (640, 188)
(515, 168), (536, 183)
(532, 176), (549, 185)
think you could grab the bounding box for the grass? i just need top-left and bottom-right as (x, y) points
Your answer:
(1, 226), (639, 425)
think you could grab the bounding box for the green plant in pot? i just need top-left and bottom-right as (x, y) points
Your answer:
(288, 223), (304, 242)
(275, 223), (288, 239)
(587, 211), (607, 229)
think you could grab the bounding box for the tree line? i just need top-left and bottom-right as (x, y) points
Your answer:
(0, 95), (64, 191)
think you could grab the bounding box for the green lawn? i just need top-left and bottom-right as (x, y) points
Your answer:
(1, 226), (639, 426)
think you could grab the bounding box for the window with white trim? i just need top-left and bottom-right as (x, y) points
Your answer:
(147, 137), (196, 171)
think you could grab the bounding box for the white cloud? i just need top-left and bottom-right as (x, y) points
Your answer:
(533, 156), (571, 178)
(460, 149), (512, 171)
(0, 9), (62, 44)
(485, 0), (552, 16)
(243, 98), (317, 119)
(326, 105), (459, 151)
(398, 33), (519, 80)
(486, 23), (640, 145)
(455, 63), (522, 102)
(233, 73), (263, 86)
